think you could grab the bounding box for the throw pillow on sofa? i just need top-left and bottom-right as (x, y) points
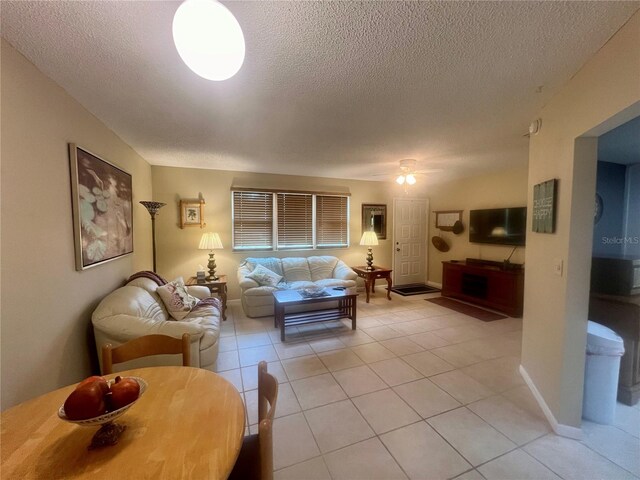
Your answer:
(157, 277), (199, 320)
(247, 264), (283, 287)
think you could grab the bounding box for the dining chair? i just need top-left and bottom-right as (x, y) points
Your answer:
(229, 361), (279, 480)
(101, 333), (191, 375)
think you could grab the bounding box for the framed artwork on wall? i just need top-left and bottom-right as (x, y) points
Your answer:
(362, 204), (386, 239)
(69, 144), (133, 271)
(533, 179), (557, 233)
(180, 199), (206, 228)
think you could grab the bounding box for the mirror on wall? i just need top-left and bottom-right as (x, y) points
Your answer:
(362, 204), (387, 240)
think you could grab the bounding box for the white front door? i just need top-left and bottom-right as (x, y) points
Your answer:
(393, 198), (428, 286)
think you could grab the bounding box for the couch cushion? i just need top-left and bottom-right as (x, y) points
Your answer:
(244, 257), (284, 276)
(287, 280), (316, 290)
(281, 258), (312, 282)
(93, 286), (169, 322)
(243, 285), (279, 297)
(157, 277), (199, 321)
(182, 309), (220, 350)
(314, 278), (357, 288)
(246, 264), (283, 287)
(308, 256), (339, 281)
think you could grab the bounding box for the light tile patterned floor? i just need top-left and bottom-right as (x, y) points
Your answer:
(217, 292), (640, 480)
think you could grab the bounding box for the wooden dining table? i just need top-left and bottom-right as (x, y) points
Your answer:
(1, 366), (246, 479)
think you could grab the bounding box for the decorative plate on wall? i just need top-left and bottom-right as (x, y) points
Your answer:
(594, 193), (603, 225)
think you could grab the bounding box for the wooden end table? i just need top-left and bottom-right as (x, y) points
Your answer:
(186, 275), (228, 320)
(351, 266), (393, 303)
(273, 288), (358, 341)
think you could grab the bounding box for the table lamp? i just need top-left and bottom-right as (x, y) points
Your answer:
(199, 232), (223, 280)
(360, 231), (378, 271)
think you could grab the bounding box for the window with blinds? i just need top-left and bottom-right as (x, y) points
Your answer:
(277, 193), (313, 249)
(232, 191), (273, 250)
(232, 189), (349, 251)
(316, 195), (349, 248)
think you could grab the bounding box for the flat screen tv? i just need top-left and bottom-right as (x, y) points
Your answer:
(469, 207), (527, 246)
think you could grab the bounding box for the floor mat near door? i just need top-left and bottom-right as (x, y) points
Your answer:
(390, 284), (441, 296)
(425, 296), (508, 321)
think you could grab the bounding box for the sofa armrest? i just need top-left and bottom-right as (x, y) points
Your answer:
(186, 285), (211, 300)
(238, 265), (259, 290)
(333, 260), (358, 281)
(93, 314), (205, 345)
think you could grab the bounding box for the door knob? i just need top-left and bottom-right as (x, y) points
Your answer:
(396, 248), (400, 252)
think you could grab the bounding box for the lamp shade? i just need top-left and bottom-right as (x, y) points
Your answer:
(199, 232), (223, 250)
(359, 231), (379, 246)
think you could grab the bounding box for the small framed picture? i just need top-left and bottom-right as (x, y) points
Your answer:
(180, 199), (206, 229)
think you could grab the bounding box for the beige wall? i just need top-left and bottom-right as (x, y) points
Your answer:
(522, 11), (640, 428)
(151, 167), (421, 299)
(426, 167), (528, 285)
(1, 40), (153, 409)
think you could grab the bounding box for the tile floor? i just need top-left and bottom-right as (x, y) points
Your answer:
(216, 292), (640, 480)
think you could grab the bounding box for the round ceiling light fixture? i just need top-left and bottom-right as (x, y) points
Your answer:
(172, 0), (245, 81)
(396, 159), (418, 186)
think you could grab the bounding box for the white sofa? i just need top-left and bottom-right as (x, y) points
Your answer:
(238, 256), (358, 317)
(92, 276), (222, 373)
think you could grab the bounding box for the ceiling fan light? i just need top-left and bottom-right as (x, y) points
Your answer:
(406, 174), (417, 185)
(396, 175), (406, 185)
(172, 0), (245, 81)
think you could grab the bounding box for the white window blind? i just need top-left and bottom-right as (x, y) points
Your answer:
(232, 189), (349, 251)
(316, 195), (349, 248)
(277, 193), (313, 249)
(232, 191), (273, 250)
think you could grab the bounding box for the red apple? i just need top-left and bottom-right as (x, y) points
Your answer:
(64, 382), (107, 420)
(76, 375), (109, 396)
(110, 376), (140, 410)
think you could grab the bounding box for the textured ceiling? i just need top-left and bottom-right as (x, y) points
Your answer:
(2, 1), (638, 185)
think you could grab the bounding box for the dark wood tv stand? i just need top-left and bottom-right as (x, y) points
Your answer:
(441, 259), (524, 317)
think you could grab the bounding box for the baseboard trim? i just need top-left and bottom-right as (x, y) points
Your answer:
(519, 365), (582, 440)
(427, 281), (442, 289)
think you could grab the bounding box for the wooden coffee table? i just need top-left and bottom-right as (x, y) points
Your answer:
(273, 288), (358, 341)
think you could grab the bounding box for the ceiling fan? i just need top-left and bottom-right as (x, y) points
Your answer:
(369, 159), (442, 185)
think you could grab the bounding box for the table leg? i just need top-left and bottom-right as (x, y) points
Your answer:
(364, 278), (371, 303)
(385, 275), (392, 300)
(221, 285), (228, 320)
(351, 296), (357, 330)
(277, 304), (286, 342)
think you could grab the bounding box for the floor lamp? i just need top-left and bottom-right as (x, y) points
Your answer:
(140, 201), (166, 272)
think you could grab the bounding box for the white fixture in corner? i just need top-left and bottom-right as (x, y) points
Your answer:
(529, 118), (542, 135)
(172, 0), (245, 81)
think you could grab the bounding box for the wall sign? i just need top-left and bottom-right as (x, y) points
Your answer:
(533, 179), (557, 233)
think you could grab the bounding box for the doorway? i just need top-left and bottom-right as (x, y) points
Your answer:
(393, 197), (429, 286)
